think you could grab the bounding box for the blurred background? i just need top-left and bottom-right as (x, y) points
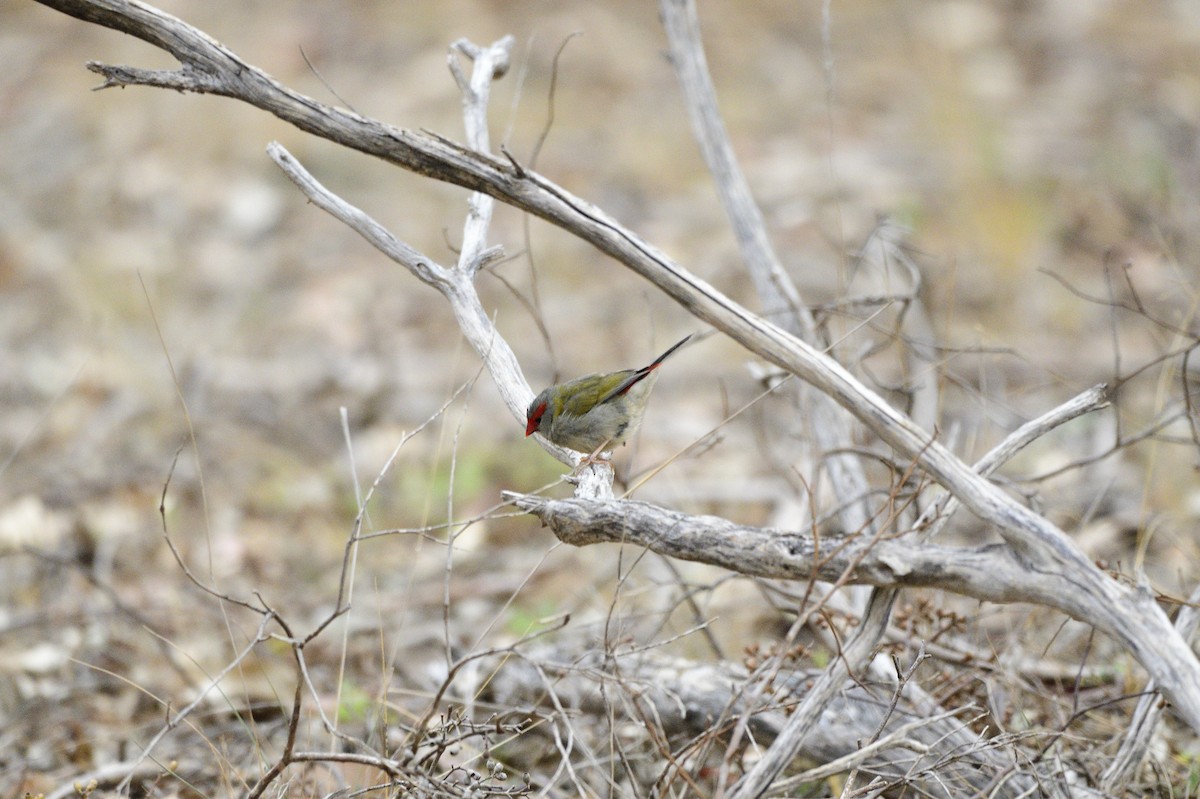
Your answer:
(5, 0), (1200, 792)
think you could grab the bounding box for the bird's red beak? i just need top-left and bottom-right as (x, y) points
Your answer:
(525, 418), (537, 436)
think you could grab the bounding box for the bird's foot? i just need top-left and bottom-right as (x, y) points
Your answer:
(564, 456), (616, 499)
(569, 451), (612, 476)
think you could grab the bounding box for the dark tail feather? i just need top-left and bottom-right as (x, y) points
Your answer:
(647, 333), (693, 368)
(607, 334), (695, 401)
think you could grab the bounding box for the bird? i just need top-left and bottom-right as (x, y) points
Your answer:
(525, 334), (693, 458)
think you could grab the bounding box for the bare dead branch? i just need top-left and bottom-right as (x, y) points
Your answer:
(501, 490), (1126, 620)
(729, 588), (898, 798)
(1101, 582), (1200, 793)
(659, 0), (807, 332)
(92, 612), (277, 796)
(917, 383), (1112, 539)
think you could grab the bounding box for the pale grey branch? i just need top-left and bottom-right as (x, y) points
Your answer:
(263, 47), (611, 496)
(918, 383), (1112, 539)
(729, 588), (898, 799)
(659, 0), (807, 332)
(503, 492), (1102, 608)
(660, 0), (878, 551)
(1101, 582), (1200, 793)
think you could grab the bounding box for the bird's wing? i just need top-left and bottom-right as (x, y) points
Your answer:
(596, 367), (652, 406)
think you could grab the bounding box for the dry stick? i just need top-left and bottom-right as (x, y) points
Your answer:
(855, 223), (942, 434)
(659, 0), (877, 546)
(838, 648), (931, 799)
(917, 383), (1112, 540)
(440, 32), (510, 700)
(332, 413), (362, 750)
(403, 618), (570, 754)
(504, 487), (1090, 606)
(448, 37), (510, 274)
(706, 468), (923, 792)
(264, 144), (622, 501)
(658, 0), (806, 330)
(101, 613), (276, 796)
(266, 143), (616, 498)
(45, 760), (172, 799)
(484, 646), (1080, 799)
(159, 447), (377, 793)
(525, 657), (593, 797)
(659, 11), (915, 790)
(776, 708), (971, 792)
(728, 587), (898, 799)
(245, 676), (305, 799)
(1101, 582), (1200, 793)
(329, 373), (483, 748)
(33, 0), (1200, 731)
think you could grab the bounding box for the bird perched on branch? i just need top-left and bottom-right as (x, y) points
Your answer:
(525, 334), (692, 458)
